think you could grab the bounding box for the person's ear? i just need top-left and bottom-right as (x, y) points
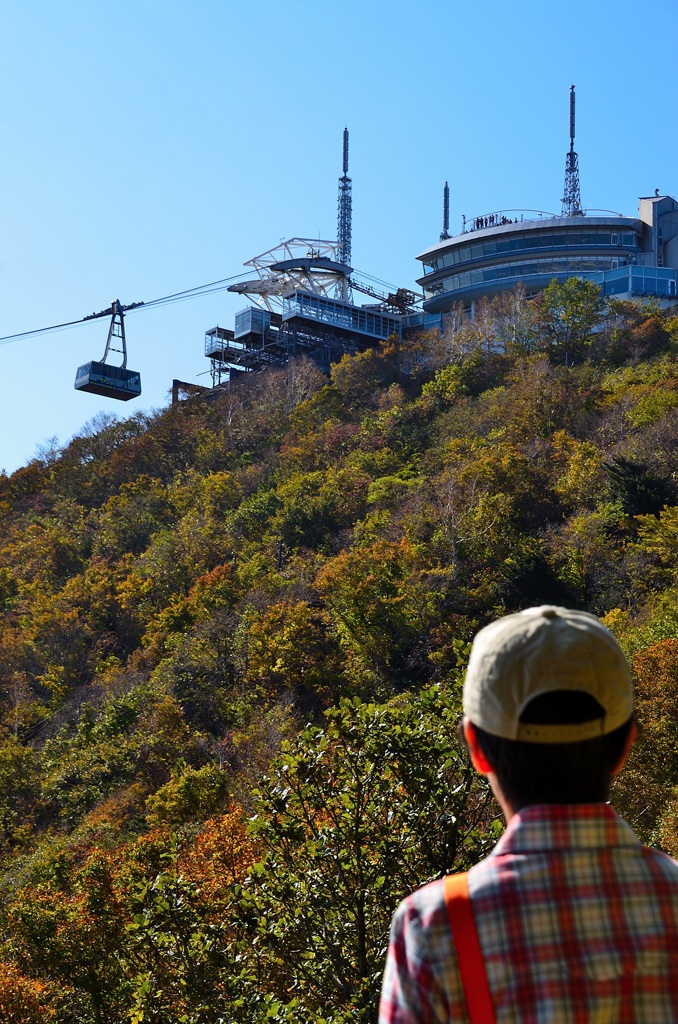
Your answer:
(463, 718), (494, 775)
(612, 720), (637, 776)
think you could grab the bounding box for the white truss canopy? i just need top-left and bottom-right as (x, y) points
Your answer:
(227, 238), (351, 311)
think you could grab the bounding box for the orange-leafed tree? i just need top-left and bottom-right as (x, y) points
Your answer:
(0, 961), (56, 1022)
(181, 806), (259, 910)
(6, 849), (129, 1024)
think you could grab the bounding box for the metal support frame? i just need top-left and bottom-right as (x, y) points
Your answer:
(210, 356), (228, 388)
(227, 238), (351, 311)
(101, 299), (128, 367)
(204, 286), (401, 382)
(278, 316), (360, 373)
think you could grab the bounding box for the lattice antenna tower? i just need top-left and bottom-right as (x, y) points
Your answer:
(337, 127), (353, 300)
(440, 181), (450, 240)
(562, 85), (583, 217)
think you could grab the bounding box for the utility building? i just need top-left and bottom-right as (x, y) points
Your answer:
(417, 198), (678, 315)
(204, 130), (420, 385)
(417, 88), (678, 315)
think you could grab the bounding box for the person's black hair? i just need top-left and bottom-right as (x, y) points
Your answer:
(468, 691), (634, 809)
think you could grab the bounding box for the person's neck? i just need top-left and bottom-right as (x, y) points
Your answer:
(487, 772), (516, 823)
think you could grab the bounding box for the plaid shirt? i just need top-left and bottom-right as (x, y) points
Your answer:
(380, 804), (678, 1023)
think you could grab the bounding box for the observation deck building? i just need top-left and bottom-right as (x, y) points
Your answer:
(417, 194), (678, 315)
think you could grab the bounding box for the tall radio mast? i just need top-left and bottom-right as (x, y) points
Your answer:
(562, 85), (583, 217)
(440, 181), (450, 240)
(337, 127), (352, 300)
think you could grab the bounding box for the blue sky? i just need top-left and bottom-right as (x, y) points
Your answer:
(1, 0), (677, 473)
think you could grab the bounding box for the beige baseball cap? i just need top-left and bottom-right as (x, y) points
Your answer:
(463, 605), (634, 743)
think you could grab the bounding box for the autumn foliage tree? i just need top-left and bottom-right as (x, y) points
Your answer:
(236, 690), (500, 1023)
(0, 292), (675, 1021)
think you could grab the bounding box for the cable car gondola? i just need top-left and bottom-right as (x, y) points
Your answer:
(74, 299), (141, 401)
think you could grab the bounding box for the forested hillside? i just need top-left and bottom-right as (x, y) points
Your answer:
(1, 279), (678, 1022)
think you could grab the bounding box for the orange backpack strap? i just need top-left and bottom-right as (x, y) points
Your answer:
(443, 873), (496, 1024)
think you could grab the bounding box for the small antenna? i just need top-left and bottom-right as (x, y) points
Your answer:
(562, 84), (583, 217)
(337, 127), (353, 300)
(569, 83), (576, 145)
(440, 181), (450, 240)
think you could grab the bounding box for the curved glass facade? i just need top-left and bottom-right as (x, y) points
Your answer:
(417, 217), (643, 310)
(421, 228), (638, 274)
(425, 256), (628, 299)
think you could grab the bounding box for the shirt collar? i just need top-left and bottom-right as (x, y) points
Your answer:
(491, 803), (641, 856)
